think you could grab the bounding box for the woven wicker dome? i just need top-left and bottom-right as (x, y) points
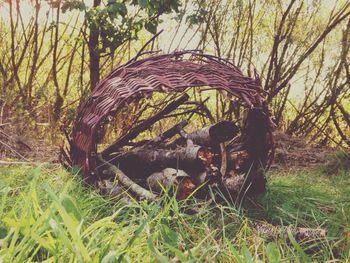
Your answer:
(71, 51), (273, 183)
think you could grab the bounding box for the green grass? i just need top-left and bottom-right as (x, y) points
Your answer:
(0, 164), (349, 262)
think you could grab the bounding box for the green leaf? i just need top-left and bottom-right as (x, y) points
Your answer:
(0, 226), (8, 239)
(147, 235), (171, 262)
(61, 194), (82, 222)
(241, 246), (254, 263)
(138, 0), (148, 8)
(266, 242), (281, 263)
(160, 224), (177, 247)
(145, 21), (157, 34)
(46, 185), (91, 261)
(117, 3), (127, 16)
(345, 234), (350, 259)
(230, 246), (243, 263)
(61, 0), (86, 13)
(170, 0), (181, 12)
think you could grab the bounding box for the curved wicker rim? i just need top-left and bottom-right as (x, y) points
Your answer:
(70, 50), (274, 183)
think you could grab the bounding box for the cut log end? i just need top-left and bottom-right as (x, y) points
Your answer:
(209, 121), (239, 143)
(197, 147), (214, 166)
(186, 121), (239, 146)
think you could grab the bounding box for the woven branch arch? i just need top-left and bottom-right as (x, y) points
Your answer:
(71, 51), (274, 189)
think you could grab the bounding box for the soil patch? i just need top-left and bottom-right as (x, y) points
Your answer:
(272, 131), (330, 170)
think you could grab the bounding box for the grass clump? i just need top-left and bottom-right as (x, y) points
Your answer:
(0, 163), (349, 262)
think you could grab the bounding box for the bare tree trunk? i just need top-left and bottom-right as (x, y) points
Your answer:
(26, 0), (40, 107)
(88, 0), (101, 91)
(52, 2), (63, 122)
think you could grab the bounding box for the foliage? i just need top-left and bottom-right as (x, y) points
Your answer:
(61, 0), (181, 53)
(0, 164), (349, 262)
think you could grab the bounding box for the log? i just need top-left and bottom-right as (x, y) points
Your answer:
(222, 174), (246, 193)
(150, 120), (189, 145)
(111, 144), (213, 179)
(98, 179), (125, 197)
(173, 121), (239, 146)
(252, 221), (326, 240)
(186, 121), (239, 145)
(102, 93), (189, 157)
(191, 166), (222, 199)
(147, 168), (198, 200)
(176, 178), (196, 200)
(98, 155), (157, 201)
(227, 150), (248, 170)
(219, 143), (227, 176)
(97, 180), (133, 204)
(147, 168), (189, 193)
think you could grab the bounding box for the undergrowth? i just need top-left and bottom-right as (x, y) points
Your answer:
(0, 164), (349, 262)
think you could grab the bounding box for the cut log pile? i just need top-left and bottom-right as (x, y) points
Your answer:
(96, 94), (254, 201)
(99, 122), (245, 201)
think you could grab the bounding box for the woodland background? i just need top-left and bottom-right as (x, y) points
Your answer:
(0, 0), (349, 148)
